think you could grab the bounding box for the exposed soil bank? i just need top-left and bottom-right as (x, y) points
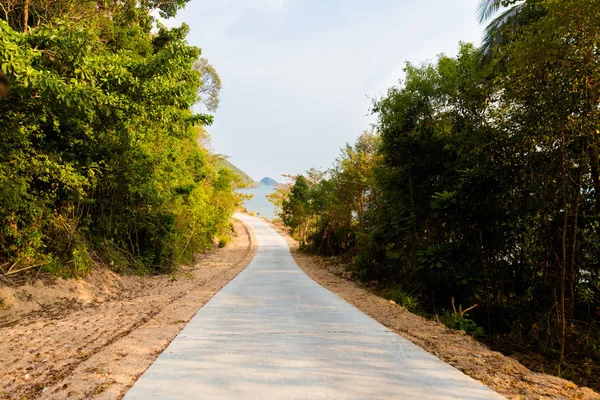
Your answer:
(0, 219), (255, 400)
(271, 223), (600, 400)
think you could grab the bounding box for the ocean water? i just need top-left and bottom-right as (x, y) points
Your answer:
(238, 186), (277, 220)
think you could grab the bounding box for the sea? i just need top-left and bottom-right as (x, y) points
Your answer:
(238, 186), (277, 220)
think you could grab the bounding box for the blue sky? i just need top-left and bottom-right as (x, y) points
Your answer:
(167, 0), (485, 181)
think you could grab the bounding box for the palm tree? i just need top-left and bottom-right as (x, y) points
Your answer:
(477, 0), (542, 59)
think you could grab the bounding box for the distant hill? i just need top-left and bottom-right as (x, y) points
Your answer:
(217, 158), (258, 188)
(259, 177), (278, 186)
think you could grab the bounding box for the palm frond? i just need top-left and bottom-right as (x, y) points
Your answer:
(479, 3), (527, 60)
(477, 0), (502, 23)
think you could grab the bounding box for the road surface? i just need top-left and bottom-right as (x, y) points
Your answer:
(124, 214), (505, 400)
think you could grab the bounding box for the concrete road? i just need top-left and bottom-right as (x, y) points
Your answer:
(124, 214), (505, 400)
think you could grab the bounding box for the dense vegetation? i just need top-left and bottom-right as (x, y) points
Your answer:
(0, 0), (240, 277)
(276, 0), (600, 387)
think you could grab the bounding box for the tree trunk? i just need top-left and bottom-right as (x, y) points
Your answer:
(407, 142), (418, 240)
(559, 130), (568, 370)
(23, 0), (29, 32)
(568, 145), (584, 320)
(589, 144), (600, 232)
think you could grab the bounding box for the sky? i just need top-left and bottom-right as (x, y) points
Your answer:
(166, 0), (486, 181)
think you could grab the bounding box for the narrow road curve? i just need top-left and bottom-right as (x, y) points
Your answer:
(124, 214), (505, 400)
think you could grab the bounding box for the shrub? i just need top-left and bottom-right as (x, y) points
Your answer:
(380, 285), (422, 314)
(440, 311), (485, 337)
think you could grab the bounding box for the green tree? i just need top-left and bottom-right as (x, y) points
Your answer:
(274, 0), (600, 387)
(282, 175), (311, 246)
(0, 0), (238, 277)
(499, 0), (600, 367)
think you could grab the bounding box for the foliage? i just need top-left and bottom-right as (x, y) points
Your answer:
(478, 0), (546, 59)
(0, 0), (240, 277)
(267, 176), (294, 219)
(279, 1), (600, 383)
(440, 312), (485, 337)
(193, 57), (221, 112)
(379, 285), (422, 314)
(279, 132), (380, 253)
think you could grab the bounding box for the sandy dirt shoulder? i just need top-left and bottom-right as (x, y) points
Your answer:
(0, 219), (255, 400)
(269, 222), (600, 400)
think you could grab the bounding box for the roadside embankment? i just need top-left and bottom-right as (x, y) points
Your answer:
(270, 222), (599, 400)
(0, 219), (255, 400)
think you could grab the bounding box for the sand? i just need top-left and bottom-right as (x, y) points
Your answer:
(0, 220), (255, 400)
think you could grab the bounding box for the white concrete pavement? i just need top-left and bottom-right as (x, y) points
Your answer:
(124, 213), (505, 400)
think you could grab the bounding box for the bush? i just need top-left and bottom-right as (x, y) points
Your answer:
(440, 311), (485, 337)
(380, 285), (422, 314)
(218, 235), (232, 248)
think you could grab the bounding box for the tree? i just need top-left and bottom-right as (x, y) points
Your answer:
(275, 0), (600, 387)
(282, 175), (311, 245)
(499, 0), (600, 368)
(278, 132), (380, 256)
(194, 57), (222, 112)
(0, 0), (238, 277)
(268, 175), (295, 218)
(477, 0), (545, 59)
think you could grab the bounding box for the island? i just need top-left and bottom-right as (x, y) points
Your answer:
(259, 177), (278, 186)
